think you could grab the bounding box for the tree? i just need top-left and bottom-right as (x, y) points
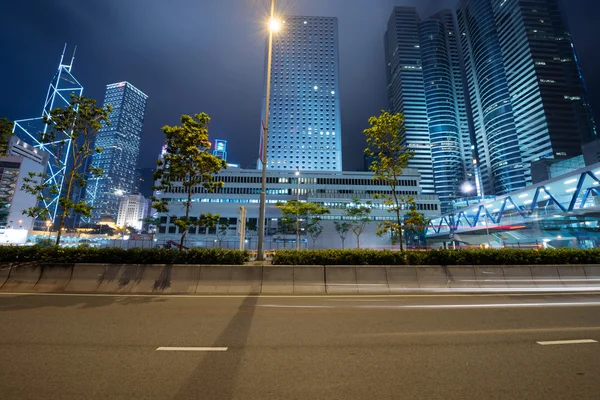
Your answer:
(276, 201), (329, 249)
(216, 218), (230, 247)
(306, 218), (324, 248)
(152, 113), (226, 250)
(334, 221), (351, 249)
(364, 110), (414, 251)
(0, 118), (14, 224)
(345, 198), (372, 249)
(0, 117), (14, 156)
(21, 95), (111, 246)
(402, 197), (430, 249)
(245, 219), (258, 250)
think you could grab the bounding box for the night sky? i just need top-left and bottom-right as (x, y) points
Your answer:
(1, 0), (599, 171)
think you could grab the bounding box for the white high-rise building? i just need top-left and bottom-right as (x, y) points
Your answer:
(260, 16), (342, 171)
(116, 194), (148, 231)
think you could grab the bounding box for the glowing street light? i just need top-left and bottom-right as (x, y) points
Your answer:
(257, 0), (278, 261)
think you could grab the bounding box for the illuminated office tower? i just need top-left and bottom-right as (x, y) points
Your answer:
(419, 10), (474, 210)
(385, 7), (434, 194)
(260, 16), (342, 171)
(85, 82), (148, 222)
(12, 45), (84, 221)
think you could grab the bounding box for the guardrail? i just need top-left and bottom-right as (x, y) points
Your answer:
(0, 263), (598, 295)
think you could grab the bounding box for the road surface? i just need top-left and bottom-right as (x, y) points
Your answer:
(1, 292), (599, 399)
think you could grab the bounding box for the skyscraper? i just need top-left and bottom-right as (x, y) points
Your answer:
(457, 0), (526, 196)
(419, 10), (474, 210)
(457, 0), (596, 194)
(385, 7), (434, 194)
(261, 16), (342, 171)
(12, 45), (84, 222)
(85, 82), (148, 223)
(491, 0), (596, 183)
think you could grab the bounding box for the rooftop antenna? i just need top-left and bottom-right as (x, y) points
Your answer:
(67, 45), (77, 72)
(58, 43), (67, 70)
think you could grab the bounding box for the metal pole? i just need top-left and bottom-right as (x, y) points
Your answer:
(475, 162), (491, 246)
(296, 170), (300, 250)
(257, 0), (276, 262)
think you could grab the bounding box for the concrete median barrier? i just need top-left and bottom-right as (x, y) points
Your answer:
(229, 267), (261, 294)
(356, 267), (389, 294)
(475, 267), (507, 289)
(293, 266), (325, 294)
(583, 266), (600, 287)
(557, 266), (589, 287)
(530, 266), (563, 289)
(166, 265), (201, 293)
(262, 266), (293, 294)
(0, 263), (11, 289)
(326, 267), (357, 294)
(96, 265), (144, 293)
(130, 265), (172, 293)
(387, 267), (419, 293)
(446, 267), (479, 291)
(65, 264), (105, 292)
(417, 267), (448, 292)
(0, 264), (42, 292)
(34, 264), (73, 292)
(503, 266), (534, 288)
(197, 266), (232, 293)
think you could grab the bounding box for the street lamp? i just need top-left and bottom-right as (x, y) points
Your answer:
(472, 159), (491, 246)
(295, 169), (301, 250)
(45, 220), (52, 237)
(257, 0), (279, 261)
(18, 219), (23, 229)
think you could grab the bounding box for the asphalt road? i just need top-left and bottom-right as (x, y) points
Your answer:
(1, 293), (600, 400)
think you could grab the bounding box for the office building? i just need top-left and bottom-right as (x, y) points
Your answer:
(385, 7), (434, 194)
(457, 0), (596, 194)
(457, 0), (526, 196)
(0, 137), (49, 234)
(116, 194), (148, 231)
(495, 0), (595, 178)
(85, 82), (148, 223)
(418, 9), (474, 211)
(153, 168), (440, 249)
(12, 45), (84, 222)
(261, 16), (342, 171)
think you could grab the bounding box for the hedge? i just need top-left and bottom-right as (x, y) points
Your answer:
(0, 247), (249, 265)
(271, 248), (600, 266)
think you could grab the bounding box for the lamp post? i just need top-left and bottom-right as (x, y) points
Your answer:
(45, 220), (52, 237)
(257, 0), (279, 261)
(295, 169), (301, 250)
(472, 159), (491, 246)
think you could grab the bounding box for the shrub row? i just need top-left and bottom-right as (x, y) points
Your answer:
(0, 247), (249, 265)
(272, 248), (600, 266)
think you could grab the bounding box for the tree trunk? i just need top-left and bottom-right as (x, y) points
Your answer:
(179, 188), (192, 250)
(356, 234), (361, 249)
(341, 238), (345, 249)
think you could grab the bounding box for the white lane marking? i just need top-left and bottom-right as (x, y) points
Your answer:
(359, 327), (600, 337)
(537, 339), (598, 346)
(1, 292), (600, 299)
(156, 347), (228, 352)
(259, 301), (600, 310)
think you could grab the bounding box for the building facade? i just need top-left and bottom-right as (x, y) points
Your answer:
(12, 45), (84, 222)
(116, 194), (148, 231)
(261, 16), (342, 171)
(418, 9), (474, 211)
(385, 7), (434, 194)
(0, 137), (49, 234)
(457, 0), (527, 196)
(153, 168), (440, 249)
(85, 82), (148, 223)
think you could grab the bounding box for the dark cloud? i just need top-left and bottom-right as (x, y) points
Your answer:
(1, 0), (598, 170)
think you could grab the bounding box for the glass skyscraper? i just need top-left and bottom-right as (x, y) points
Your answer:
(85, 82), (148, 223)
(457, 0), (596, 194)
(261, 16), (342, 171)
(419, 10), (474, 210)
(385, 7), (434, 194)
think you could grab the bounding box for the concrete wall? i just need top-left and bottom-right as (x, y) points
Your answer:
(0, 263), (598, 295)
